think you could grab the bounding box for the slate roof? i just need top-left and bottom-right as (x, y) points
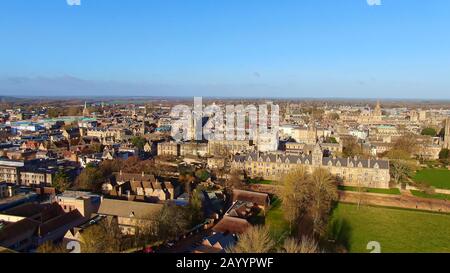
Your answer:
(212, 216), (251, 234)
(38, 210), (85, 236)
(1, 203), (64, 220)
(114, 172), (157, 183)
(203, 232), (236, 249)
(232, 189), (270, 208)
(97, 198), (163, 219)
(0, 218), (40, 244)
(233, 152), (389, 169)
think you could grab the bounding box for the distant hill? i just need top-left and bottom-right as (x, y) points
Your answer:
(0, 96), (24, 102)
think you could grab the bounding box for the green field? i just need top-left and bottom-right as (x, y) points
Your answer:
(265, 198), (290, 241)
(410, 190), (450, 201)
(328, 203), (450, 253)
(338, 186), (401, 195)
(413, 169), (450, 190)
(248, 179), (275, 185)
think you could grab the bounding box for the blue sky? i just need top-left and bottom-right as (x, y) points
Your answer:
(0, 0), (449, 98)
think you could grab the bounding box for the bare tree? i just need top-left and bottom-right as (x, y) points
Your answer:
(134, 213), (159, 249)
(390, 159), (416, 185)
(309, 168), (338, 237)
(278, 166), (310, 234)
(36, 241), (68, 253)
(224, 170), (246, 192)
(278, 167), (337, 237)
(279, 236), (322, 253)
(155, 203), (190, 242)
(80, 219), (122, 253)
(228, 225), (275, 253)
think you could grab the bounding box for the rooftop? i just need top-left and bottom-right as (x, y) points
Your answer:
(57, 190), (100, 200)
(97, 198), (163, 219)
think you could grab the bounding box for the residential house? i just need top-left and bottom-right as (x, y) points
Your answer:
(96, 198), (163, 235)
(0, 203), (85, 252)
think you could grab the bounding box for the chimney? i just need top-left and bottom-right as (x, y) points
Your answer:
(118, 186), (122, 196)
(127, 190), (131, 200)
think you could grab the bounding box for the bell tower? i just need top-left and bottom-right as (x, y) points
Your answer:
(444, 117), (450, 149)
(312, 143), (323, 166)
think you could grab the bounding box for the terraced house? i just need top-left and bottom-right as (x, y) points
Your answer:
(232, 144), (390, 189)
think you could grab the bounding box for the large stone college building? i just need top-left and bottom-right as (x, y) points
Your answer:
(232, 144), (390, 189)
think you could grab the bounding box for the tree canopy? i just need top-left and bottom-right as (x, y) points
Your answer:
(278, 167), (337, 236)
(421, 127), (437, 136)
(228, 225), (275, 253)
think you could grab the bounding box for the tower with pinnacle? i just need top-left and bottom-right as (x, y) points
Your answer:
(82, 102), (90, 117)
(444, 117), (450, 149)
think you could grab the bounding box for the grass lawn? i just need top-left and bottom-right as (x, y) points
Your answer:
(328, 203), (450, 253)
(338, 186), (401, 195)
(410, 190), (450, 201)
(265, 198), (290, 241)
(248, 179), (275, 185)
(413, 168), (450, 190)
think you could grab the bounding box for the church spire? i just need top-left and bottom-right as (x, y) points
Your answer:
(83, 101), (89, 117)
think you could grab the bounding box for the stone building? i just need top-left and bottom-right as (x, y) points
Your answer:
(19, 169), (54, 187)
(157, 142), (179, 156)
(86, 128), (128, 141)
(180, 142), (208, 157)
(207, 156), (226, 169)
(0, 160), (24, 184)
(358, 101), (383, 124)
(285, 142), (342, 156)
(56, 191), (102, 218)
(97, 198), (163, 235)
(293, 125), (319, 144)
(232, 144), (390, 189)
(444, 117), (450, 149)
(207, 139), (254, 156)
(104, 172), (180, 201)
